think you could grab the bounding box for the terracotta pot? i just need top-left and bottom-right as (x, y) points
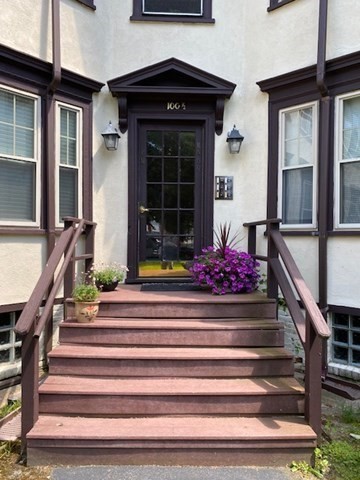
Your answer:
(74, 301), (100, 323)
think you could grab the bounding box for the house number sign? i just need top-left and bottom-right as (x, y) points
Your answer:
(166, 102), (186, 110)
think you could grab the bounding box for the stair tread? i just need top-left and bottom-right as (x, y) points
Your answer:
(61, 318), (281, 330)
(39, 375), (304, 395)
(28, 415), (316, 441)
(49, 345), (293, 360)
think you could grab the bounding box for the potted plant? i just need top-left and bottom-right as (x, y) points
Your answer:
(92, 262), (128, 291)
(72, 282), (100, 322)
(189, 223), (260, 295)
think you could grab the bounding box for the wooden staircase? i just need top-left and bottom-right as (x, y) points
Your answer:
(26, 285), (317, 466)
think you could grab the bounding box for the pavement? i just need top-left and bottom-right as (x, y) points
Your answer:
(51, 465), (302, 480)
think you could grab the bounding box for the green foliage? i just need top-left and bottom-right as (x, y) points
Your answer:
(340, 404), (360, 425)
(0, 400), (20, 419)
(290, 448), (329, 478)
(72, 283), (99, 302)
(92, 262), (128, 286)
(322, 441), (360, 480)
(0, 440), (20, 459)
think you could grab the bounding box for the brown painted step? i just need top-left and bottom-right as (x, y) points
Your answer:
(48, 345), (294, 377)
(59, 318), (284, 347)
(65, 287), (277, 319)
(27, 415), (316, 466)
(39, 376), (305, 416)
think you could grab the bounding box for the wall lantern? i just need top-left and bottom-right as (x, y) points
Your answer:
(101, 121), (120, 151)
(226, 125), (244, 154)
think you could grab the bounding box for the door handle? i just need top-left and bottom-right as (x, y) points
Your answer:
(139, 205), (150, 214)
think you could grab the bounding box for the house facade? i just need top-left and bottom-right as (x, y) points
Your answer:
(0, 0), (359, 393)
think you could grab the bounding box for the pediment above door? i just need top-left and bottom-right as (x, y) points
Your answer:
(107, 58), (236, 134)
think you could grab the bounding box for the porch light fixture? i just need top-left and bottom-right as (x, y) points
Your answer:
(226, 125), (244, 154)
(101, 121), (120, 151)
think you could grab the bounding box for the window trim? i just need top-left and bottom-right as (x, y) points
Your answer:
(0, 84), (41, 228)
(55, 101), (83, 228)
(268, 0), (296, 12)
(334, 90), (360, 230)
(278, 101), (318, 230)
(329, 311), (360, 375)
(76, 0), (96, 10)
(0, 311), (21, 367)
(131, 0), (214, 23)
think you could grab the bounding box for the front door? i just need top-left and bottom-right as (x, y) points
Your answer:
(132, 121), (211, 280)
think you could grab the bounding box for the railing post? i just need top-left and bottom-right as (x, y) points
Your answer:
(20, 323), (39, 455)
(85, 222), (95, 276)
(304, 312), (323, 439)
(267, 221), (279, 300)
(247, 225), (257, 256)
(63, 219), (75, 301)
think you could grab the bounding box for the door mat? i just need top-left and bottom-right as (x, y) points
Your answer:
(141, 283), (202, 292)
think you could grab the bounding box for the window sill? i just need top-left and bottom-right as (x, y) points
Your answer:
(0, 227), (46, 235)
(130, 14), (215, 24)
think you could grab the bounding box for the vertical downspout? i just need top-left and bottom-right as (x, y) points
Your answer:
(316, 0), (329, 377)
(45, 0), (61, 356)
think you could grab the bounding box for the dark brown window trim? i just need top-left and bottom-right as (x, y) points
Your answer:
(76, 0), (96, 10)
(328, 304), (360, 317)
(268, 0), (296, 12)
(0, 303), (26, 314)
(328, 230), (360, 237)
(0, 228), (46, 236)
(131, 0), (214, 23)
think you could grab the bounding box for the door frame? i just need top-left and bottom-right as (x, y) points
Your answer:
(127, 110), (215, 282)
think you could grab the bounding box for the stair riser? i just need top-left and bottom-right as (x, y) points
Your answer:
(49, 358), (294, 377)
(93, 303), (277, 319)
(27, 446), (315, 467)
(39, 394), (304, 416)
(59, 327), (284, 347)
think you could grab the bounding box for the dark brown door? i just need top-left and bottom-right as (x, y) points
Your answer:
(137, 122), (203, 279)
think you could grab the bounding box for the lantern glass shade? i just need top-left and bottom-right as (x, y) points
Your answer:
(102, 121), (120, 151)
(226, 125), (244, 154)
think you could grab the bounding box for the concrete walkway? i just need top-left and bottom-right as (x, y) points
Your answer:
(51, 465), (302, 480)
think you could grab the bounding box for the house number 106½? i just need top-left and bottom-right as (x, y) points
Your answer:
(167, 102), (186, 110)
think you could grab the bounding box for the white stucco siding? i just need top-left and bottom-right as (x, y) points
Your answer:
(328, 237), (360, 309)
(0, 237), (47, 305)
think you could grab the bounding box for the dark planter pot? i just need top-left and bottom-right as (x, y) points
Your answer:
(96, 280), (119, 292)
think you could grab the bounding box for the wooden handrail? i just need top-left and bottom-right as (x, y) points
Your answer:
(244, 218), (330, 438)
(15, 217), (96, 454)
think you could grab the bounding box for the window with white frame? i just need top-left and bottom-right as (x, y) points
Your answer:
(279, 102), (318, 227)
(335, 92), (360, 228)
(0, 86), (40, 226)
(0, 312), (21, 365)
(331, 313), (360, 368)
(56, 102), (82, 225)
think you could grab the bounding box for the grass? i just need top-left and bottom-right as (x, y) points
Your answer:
(0, 400), (21, 419)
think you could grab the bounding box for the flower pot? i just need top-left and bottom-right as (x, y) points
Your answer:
(95, 280), (119, 292)
(74, 301), (100, 323)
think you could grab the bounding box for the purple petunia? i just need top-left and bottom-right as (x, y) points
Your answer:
(189, 246), (260, 295)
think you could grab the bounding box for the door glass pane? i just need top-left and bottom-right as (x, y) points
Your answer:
(340, 161), (360, 224)
(147, 157), (162, 182)
(164, 210), (178, 234)
(282, 167), (313, 224)
(180, 212), (194, 234)
(180, 237), (194, 260)
(180, 184), (194, 208)
(180, 158), (194, 182)
(147, 184), (162, 208)
(147, 131), (162, 155)
(164, 158), (178, 182)
(164, 185), (178, 208)
(164, 132), (178, 156)
(180, 132), (196, 155)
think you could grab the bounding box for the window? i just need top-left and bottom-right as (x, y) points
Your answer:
(56, 103), (83, 225)
(76, 0), (96, 9)
(0, 86), (41, 226)
(268, 0), (296, 11)
(131, 0), (214, 23)
(0, 312), (21, 365)
(279, 102), (318, 228)
(335, 92), (360, 229)
(331, 313), (360, 368)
